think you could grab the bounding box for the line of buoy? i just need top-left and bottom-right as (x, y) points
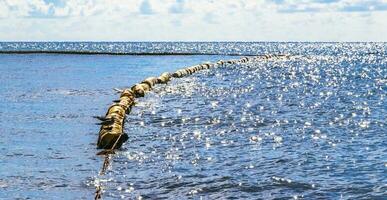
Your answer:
(95, 54), (289, 152)
(93, 54), (289, 199)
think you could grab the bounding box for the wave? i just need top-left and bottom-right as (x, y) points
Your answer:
(0, 50), (259, 56)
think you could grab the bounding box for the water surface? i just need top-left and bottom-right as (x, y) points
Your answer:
(0, 42), (386, 199)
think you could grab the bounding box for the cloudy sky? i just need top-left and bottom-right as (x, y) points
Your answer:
(0, 0), (386, 41)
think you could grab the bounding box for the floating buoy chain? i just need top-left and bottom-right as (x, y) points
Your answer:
(93, 54), (289, 199)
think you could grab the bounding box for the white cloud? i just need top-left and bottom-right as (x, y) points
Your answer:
(0, 0), (51, 17)
(0, 0), (386, 41)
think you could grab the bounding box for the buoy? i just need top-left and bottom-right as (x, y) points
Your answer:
(131, 84), (146, 97)
(97, 126), (128, 149)
(142, 77), (158, 87)
(105, 104), (125, 116)
(97, 102), (129, 149)
(157, 72), (171, 84)
(120, 89), (135, 99)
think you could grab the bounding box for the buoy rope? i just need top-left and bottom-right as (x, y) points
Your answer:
(93, 54), (290, 199)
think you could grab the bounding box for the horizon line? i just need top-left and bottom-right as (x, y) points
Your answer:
(1, 40), (386, 43)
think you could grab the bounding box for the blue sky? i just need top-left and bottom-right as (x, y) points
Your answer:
(0, 0), (386, 41)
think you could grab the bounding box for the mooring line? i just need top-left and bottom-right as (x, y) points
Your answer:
(93, 54), (290, 199)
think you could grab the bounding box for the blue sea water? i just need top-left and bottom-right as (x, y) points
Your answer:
(0, 42), (386, 199)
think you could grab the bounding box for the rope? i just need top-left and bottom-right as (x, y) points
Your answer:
(94, 130), (127, 197)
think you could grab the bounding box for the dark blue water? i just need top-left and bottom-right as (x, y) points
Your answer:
(0, 42), (386, 199)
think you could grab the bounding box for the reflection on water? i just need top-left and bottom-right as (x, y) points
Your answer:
(0, 42), (386, 199)
(97, 52), (386, 199)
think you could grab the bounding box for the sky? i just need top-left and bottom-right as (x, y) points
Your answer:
(0, 0), (386, 42)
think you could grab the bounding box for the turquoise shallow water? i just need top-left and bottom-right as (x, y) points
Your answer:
(0, 42), (386, 199)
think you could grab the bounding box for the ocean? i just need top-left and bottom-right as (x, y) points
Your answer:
(0, 42), (386, 199)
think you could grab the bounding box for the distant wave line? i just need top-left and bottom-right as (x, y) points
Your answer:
(0, 50), (261, 56)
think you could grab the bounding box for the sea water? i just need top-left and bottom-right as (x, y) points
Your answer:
(0, 42), (386, 199)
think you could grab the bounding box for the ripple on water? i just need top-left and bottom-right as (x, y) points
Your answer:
(90, 45), (387, 199)
(3, 42), (385, 199)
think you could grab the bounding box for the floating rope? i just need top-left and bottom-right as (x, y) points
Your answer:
(93, 54), (289, 199)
